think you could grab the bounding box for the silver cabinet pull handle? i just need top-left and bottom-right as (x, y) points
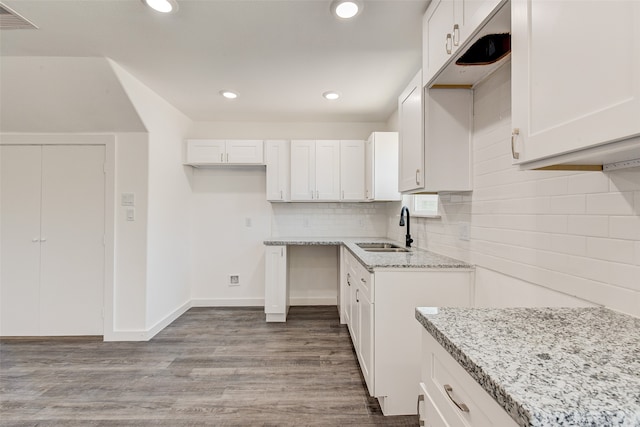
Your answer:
(444, 384), (469, 412)
(226, 153), (229, 162)
(280, 190), (283, 200)
(342, 190), (344, 199)
(220, 153), (224, 162)
(417, 394), (425, 426)
(311, 190), (314, 199)
(511, 128), (520, 160)
(453, 24), (460, 46)
(32, 238), (39, 243)
(446, 33), (452, 54)
(346, 273), (351, 286)
(40, 238), (47, 242)
(415, 169), (420, 185)
(356, 288), (359, 303)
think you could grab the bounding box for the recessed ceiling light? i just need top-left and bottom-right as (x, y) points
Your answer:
(143, 0), (178, 13)
(323, 91), (340, 100)
(331, 0), (362, 19)
(220, 90), (238, 99)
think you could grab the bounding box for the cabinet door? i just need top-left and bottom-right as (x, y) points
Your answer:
(348, 259), (360, 344)
(290, 140), (315, 201)
(511, 0), (640, 163)
(455, 0), (503, 44)
(186, 139), (225, 164)
(315, 140), (341, 200)
(358, 280), (375, 396)
(424, 89), (473, 192)
(0, 145), (42, 336)
(340, 140), (365, 201)
(39, 145), (105, 335)
(398, 71), (424, 193)
(365, 136), (374, 200)
(423, 0), (455, 84)
(265, 140), (290, 201)
(226, 140), (264, 164)
(265, 245), (287, 321)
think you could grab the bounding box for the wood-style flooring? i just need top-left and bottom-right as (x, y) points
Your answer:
(0, 306), (419, 426)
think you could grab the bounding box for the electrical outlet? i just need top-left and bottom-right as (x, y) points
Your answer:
(229, 275), (240, 286)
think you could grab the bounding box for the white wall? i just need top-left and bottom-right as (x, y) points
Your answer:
(110, 61), (194, 333)
(112, 133), (149, 333)
(389, 64), (640, 317)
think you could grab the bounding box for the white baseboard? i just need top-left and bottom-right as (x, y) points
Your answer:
(104, 300), (192, 342)
(191, 298), (264, 307)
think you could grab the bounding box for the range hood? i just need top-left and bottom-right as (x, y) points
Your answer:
(427, 1), (511, 88)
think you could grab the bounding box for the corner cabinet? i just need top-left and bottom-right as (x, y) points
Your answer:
(264, 245), (288, 322)
(511, 0), (640, 169)
(418, 330), (518, 427)
(365, 132), (401, 201)
(340, 249), (473, 416)
(290, 140), (341, 201)
(185, 139), (264, 166)
(265, 140), (290, 202)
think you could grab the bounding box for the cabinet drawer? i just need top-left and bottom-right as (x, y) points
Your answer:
(354, 258), (373, 302)
(420, 382), (451, 427)
(422, 331), (518, 427)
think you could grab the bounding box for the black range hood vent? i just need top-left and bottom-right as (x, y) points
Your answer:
(455, 33), (511, 66)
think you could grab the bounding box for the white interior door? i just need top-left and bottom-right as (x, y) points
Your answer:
(0, 145), (42, 336)
(39, 145), (105, 335)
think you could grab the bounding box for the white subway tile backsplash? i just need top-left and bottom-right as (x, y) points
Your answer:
(549, 195), (586, 214)
(586, 192), (635, 215)
(567, 172), (610, 194)
(609, 216), (640, 240)
(608, 168), (640, 192)
(567, 215), (609, 237)
(536, 176), (569, 196)
(550, 234), (587, 257)
(586, 237), (635, 264)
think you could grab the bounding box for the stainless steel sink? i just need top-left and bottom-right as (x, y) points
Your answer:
(356, 242), (410, 253)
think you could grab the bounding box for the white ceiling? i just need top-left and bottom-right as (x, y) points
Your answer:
(1, 0), (429, 123)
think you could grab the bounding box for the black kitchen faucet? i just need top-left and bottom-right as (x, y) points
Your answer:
(399, 206), (413, 248)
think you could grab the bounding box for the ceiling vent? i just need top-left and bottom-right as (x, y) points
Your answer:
(0, 2), (38, 30)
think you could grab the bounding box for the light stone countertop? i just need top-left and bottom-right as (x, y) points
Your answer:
(416, 306), (640, 427)
(263, 237), (472, 272)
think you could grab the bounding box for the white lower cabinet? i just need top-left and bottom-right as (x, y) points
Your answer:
(264, 245), (288, 322)
(419, 330), (518, 427)
(340, 250), (473, 415)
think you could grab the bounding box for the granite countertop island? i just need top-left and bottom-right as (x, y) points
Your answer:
(264, 237), (472, 271)
(416, 306), (640, 427)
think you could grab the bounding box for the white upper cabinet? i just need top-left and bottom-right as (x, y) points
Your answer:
(290, 140), (341, 201)
(423, 0), (508, 87)
(398, 71), (472, 194)
(398, 71), (424, 193)
(340, 140), (365, 201)
(365, 132), (401, 201)
(265, 140), (290, 202)
(185, 139), (264, 166)
(315, 140), (341, 200)
(511, 0), (640, 169)
(424, 88), (473, 192)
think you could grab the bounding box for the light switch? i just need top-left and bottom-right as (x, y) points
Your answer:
(121, 193), (135, 207)
(126, 208), (135, 221)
